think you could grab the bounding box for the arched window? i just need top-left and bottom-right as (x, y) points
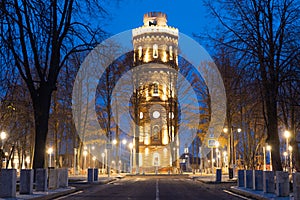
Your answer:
(169, 46), (173, 60)
(153, 44), (158, 58)
(152, 125), (160, 140)
(138, 46), (143, 59)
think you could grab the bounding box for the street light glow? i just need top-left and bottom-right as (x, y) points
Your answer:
(83, 150), (88, 157)
(237, 128), (242, 133)
(0, 131), (7, 140)
(112, 139), (117, 145)
(128, 142), (133, 149)
(223, 128), (228, 133)
(122, 139), (127, 145)
(25, 156), (30, 164)
(284, 130), (290, 138)
(47, 147), (53, 154)
(289, 145), (293, 152)
(266, 145), (271, 151)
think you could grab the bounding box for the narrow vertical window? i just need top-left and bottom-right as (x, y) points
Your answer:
(138, 46), (143, 59)
(153, 83), (158, 96)
(153, 44), (158, 58)
(169, 46), (173, 60)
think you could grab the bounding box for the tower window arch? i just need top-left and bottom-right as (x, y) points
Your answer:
(153, 44), (158, 58)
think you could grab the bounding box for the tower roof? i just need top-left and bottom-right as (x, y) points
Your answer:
(143, 12), (167, 27)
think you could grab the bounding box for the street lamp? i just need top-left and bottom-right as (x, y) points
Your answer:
(47, 147), (53, 168)
(92, 156), (96, 168)
(83, 150), (88, 172)
(284, 130), (290, 169)
(129, 142), (133, 174)
(101, 153), (105, 173)
(223, 151), (228, 169)
(266, 145), (272, 171)
(121, 139), (127, 172)
(223, 127), (241, 178)
(0, 131), (7, 149)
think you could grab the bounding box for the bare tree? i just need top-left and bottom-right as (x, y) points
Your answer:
(0, 0), (106, 169)
(206, 0), (300, 171)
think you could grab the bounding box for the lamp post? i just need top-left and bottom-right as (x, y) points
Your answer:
(283, 152), (288, 171)
(112, 139), (117, 172)
(47, 147), (53, 168)
(284, 130), (290, 169)
(266, 145), (272, 171)
(90, 145), (95, 168)
(101, 152), (105, 173)
(0, 131), (7, 149)
(215, 141), (220, 168)
(223, 151), (227, 170)
(223, 127), (241, 178)
(289, 145), (293, 171)
(92, 156), (96, 168)
(129, 142), (133, 174)
(122, 139), (127, 172)
(83, 150), (88, 173)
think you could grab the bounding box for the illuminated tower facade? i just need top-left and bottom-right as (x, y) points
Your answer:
(131, 12), (179, 172)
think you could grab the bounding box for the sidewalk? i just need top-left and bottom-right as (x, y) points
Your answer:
(0, 174), (121, 200)
(193, 173), (292, 200)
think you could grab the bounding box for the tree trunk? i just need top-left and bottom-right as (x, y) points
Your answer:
(265, 87), (282, 171)
(32, 83), (53, 169)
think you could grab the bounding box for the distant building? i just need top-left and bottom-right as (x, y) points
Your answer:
(131, 12), (179, 173)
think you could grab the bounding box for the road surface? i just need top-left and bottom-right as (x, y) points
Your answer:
(56, 175), (249, 200)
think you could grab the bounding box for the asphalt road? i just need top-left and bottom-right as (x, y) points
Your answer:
(57, 176), (249, 200)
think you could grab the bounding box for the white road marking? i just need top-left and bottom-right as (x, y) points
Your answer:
(156, 179), (159, 200)
(54, 190), (83, 199)
(223, 190), (254, 200)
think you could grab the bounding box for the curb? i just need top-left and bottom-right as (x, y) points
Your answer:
(229, 186), (291, 200)
(29, 187), (79, 200)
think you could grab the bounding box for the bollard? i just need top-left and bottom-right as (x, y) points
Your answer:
(87, 168), (94, 183)
(36, 168), (48, 192)
(0, 169), (16, 198)
(253, 170), (263, 191)
(275, 171), (289, 197)
(20, 169), (34, 194)
(58, 168), (68, 188)
(263, 171), (275, 193)
(237, 170), (245, 187)
(48, 168), (59, 189)
(216, 169), (222, 183)
(293, 172), (300, 200)
(244, 170), (253, 189)
(94, 168), (99, 182)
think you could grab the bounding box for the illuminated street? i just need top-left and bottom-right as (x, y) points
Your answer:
(58, 175), (245, 200)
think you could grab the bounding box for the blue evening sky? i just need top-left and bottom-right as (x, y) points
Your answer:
(104, 0), (215, 38)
